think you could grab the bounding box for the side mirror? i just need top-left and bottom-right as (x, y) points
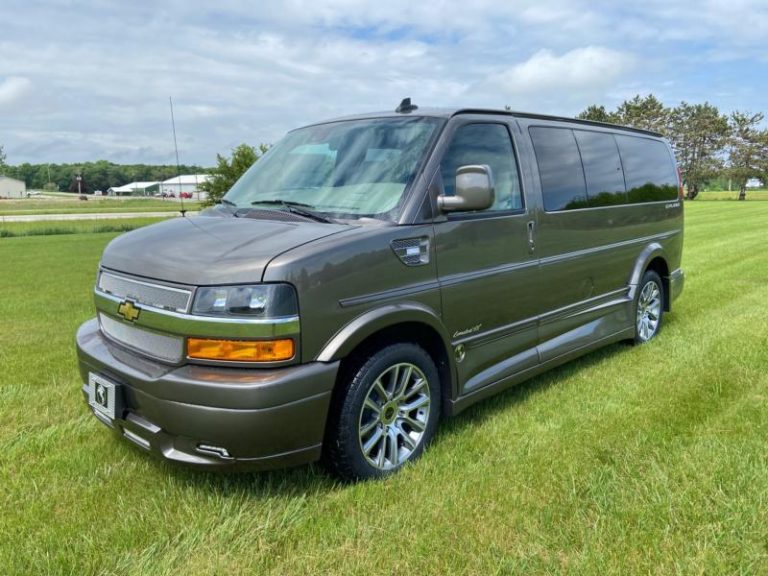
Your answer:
(437, 165), (495, 212)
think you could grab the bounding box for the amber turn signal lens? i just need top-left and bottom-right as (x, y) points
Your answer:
(187, 338), (294, 362)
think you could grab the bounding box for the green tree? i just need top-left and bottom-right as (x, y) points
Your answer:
(200, 143), (269, 207)
(0, 144), (6, 174)
(727, 111), (768, 201)
(669, 102), (730, 200)
(614, 94), (671, 134)
(576, 104), (618, 124)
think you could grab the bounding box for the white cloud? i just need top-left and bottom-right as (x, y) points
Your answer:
(499, 47), (634, 94)
(0, 76), (32, 106)
(0, 0), (766, 164)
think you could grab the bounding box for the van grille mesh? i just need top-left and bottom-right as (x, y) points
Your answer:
(98, 271), (191, 313)
(99, 313), (184, 363)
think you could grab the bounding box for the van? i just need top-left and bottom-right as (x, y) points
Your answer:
(76, 99), (684, 481)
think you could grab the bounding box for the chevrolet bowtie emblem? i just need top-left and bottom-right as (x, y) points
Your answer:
(117, 300), (141, 322)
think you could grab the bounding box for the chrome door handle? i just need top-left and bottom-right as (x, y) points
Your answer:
(527, 220), (535, 252)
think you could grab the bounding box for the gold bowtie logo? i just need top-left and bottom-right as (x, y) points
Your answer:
(117, 300), (141, 322)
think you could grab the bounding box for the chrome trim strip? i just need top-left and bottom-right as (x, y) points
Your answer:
(451, 287), (630, 347)
(339, 280), (440, 308)
(537, 288), (629, 324)
(538, 231), (678, 267)
(94, 290), (300, 338)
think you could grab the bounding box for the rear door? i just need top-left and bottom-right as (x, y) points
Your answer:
(432, 119), (540, 395)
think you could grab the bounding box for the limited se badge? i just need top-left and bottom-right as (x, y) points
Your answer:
(117, 300), (141, 322)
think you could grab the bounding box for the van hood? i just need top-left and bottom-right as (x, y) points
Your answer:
(100, 214), (353, 286)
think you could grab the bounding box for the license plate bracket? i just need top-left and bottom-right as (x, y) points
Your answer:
(88, 373), (124, 422)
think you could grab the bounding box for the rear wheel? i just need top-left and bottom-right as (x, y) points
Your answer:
(323, 343), (441, 481)
(634, 270), (664, 343)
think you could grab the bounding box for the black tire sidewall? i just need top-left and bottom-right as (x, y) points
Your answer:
(324, 342), (441, 481)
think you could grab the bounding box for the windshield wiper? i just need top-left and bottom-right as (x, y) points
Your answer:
(217, 198), (241, 217)
(251, 200), (335, 223)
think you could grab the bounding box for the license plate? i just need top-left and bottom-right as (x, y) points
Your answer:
(88, 373), (120, 421)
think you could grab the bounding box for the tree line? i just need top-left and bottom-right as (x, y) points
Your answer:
(3, 96), (766, 201)
(577, 95), (768, 200)
(0, 154), (208, 194)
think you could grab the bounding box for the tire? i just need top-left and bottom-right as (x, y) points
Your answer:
(323, 343), (441, 481)
(634, 269), (664, 344)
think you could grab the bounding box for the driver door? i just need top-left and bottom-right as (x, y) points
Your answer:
(433, 120), (540, 395)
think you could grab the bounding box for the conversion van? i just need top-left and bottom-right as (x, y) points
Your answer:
(76, 100), (684, 481)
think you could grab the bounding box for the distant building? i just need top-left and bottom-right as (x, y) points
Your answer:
(161, 175), (210, 199)
(746, 178), (764, 189)
(0, 176), (27, 198)
(107, 181), (160, 196)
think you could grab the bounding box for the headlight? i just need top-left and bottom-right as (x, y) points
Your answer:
(191, 284), (298, 318)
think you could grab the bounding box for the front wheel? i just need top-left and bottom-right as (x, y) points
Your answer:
(323, 343), (441, 481)
(634, 270), (664, 343)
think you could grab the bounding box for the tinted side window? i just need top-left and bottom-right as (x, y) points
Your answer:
(529, 127), (587, 211)
(615, 135), (678, 203)
(441, 123), (523, 212)
(574, 130), (627, 207)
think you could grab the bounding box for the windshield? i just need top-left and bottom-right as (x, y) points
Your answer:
(223, 116), (443, 221)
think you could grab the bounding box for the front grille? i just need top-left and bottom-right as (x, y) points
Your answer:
(98, 271), (191, 313)
(99, 313), (184, 363)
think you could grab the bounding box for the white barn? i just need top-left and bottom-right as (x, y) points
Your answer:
(0, 176), (27, 198)
(161, 175), (210, 199)
(107, 181), (160, 196)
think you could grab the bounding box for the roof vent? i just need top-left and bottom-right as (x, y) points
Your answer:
(395, 98), (418, 113)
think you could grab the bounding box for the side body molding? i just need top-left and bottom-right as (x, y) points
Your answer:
(316, 302), (453, 364)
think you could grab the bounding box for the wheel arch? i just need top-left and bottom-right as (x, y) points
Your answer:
(316, 304), (456, 414)
(630, 243), (672, 311)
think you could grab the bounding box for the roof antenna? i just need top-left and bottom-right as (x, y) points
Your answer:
(395, 97), (418, 113)
(169, 96), (186, 217)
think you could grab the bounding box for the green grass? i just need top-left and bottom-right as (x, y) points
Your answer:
(0, 217), (173, 237)
(697, 189), (768, 201)
(0, 197), (200, 216)
(1, 202), (768, 574)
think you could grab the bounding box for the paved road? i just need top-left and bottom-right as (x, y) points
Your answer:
(0, 211), (198, 223)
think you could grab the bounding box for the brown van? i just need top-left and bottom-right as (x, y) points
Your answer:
(76, 99), (684, 480)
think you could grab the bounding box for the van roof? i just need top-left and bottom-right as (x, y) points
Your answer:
(311, 107), (663, 138)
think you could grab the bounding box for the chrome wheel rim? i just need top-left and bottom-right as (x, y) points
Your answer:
(636, 280), (662, 341)
(358, 362), (431, 471)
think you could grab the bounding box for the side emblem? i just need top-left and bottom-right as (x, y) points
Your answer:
(117, 300), (141, 322)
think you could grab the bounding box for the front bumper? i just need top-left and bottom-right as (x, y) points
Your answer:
(76, 318), (339, 470)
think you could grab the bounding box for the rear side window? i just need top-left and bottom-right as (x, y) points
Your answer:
(574, 130), (627, 207)
(529, 127), (587, 211)
(615, 135), (678, 203)
(441, 123), (523, 212)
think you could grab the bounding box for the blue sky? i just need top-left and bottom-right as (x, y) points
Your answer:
(1, 0), (766, 165)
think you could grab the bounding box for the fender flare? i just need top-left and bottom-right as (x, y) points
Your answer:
(316, 302), (453, 364)
(628, 242), (671, 308)
(629, 242), (668, 286)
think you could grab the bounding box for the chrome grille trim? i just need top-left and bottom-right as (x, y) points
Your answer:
(94, 290), (300, 339)
(99, 313), (184, 363)
(97, 270), (192, 313)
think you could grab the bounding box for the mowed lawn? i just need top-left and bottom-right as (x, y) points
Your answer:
(0, 217), (174, 238)
(1, 202), (767, 575)
(0, 197), (200, 216)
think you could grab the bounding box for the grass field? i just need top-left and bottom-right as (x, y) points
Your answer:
(698, 189), (768, 201)
(0, 197), (201, 216)
(0, 217), (173, 237)
(1, 202), (767, 574)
